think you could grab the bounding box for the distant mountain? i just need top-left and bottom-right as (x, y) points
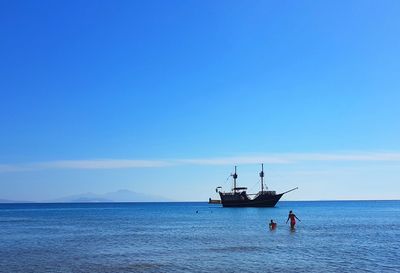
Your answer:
(102, 189), (170, 202)
(0, 199), (32, 203)
(47, 189), (171, 203)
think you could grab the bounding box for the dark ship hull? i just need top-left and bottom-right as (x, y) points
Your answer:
(219, 191), (283, 207)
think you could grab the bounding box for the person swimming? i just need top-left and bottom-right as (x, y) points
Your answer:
(269, 219), (277, 230)
(286, 210), (301, 229)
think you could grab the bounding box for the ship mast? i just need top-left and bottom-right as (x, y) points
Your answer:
(232, 166), (238, 193)
(260, 163), (264, 193)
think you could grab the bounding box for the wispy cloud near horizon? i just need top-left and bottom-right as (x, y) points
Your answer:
(1, 151), (400, 173)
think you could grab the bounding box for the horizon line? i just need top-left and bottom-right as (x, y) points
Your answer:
(1, 199), (399, 204)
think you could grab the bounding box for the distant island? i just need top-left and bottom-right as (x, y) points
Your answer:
(0, 189), (171, 203)
(0, 198), (29, 203)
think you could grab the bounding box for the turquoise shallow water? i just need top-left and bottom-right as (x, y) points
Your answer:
(0, 201), (399, 273)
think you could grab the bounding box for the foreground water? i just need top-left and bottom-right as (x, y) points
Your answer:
(0, 201), (399, 273)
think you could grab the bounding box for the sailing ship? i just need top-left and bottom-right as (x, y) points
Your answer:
(215, 164), (297, 207)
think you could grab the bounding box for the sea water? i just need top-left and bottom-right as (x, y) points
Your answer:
(0, 201), (399, 273)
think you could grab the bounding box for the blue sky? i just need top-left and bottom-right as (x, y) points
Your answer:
(1, 0), (400, 201)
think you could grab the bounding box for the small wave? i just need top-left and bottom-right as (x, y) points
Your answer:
(208, 246), (263, 252)
(87, 262), (167, 273)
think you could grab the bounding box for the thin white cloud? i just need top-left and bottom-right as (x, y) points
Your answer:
(277, 152), (400, 162)
(0, 160), (172, 173)
(0, 164), (34, 173)
(1, 152), (400, 173)
(179, 152), (400, 165)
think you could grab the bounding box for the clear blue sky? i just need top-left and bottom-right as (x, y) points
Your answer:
(1, 0), (399, 201)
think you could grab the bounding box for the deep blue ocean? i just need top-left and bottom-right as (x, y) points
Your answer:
(0, 201), (399, 273)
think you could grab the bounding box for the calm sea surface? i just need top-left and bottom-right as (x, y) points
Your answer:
(0, 201), (399, 273)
